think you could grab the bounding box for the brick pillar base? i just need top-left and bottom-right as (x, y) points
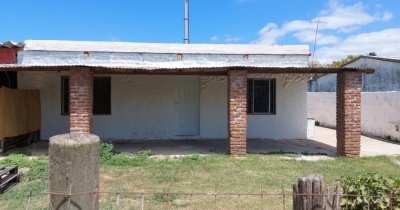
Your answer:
(336, 72), (362, 157)
(228, 70), (247, 155)
(70, 67), (93, 133)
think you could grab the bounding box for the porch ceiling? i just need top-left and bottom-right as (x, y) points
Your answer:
(0, 64), (374, 75)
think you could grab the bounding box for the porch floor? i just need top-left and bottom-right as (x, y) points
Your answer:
(6, 126), (400, 157)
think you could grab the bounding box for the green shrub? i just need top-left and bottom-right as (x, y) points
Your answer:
(100, 140), (115, 163)
(339, 173), (400, 209)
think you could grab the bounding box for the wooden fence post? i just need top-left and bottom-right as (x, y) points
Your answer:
(324, 183), (341, 210)
(293, 174), (340, 210)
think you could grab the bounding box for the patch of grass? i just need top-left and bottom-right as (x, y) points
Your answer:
(5, 147), (32, 156)
(0, 154), (48, 181)
(152, 193), (178, 203)
(301, 151), (328, 156)
(0, 154), (48, 209)
(266, 150), (297, 155)
(2, 154), (400, 209)
(102, 150), (150, 167)
(99, 154), (400, 209)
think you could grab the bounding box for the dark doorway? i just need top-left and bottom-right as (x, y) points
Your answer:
(0, 71), (17, 88)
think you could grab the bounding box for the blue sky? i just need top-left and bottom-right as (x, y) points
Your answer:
(1, 0), (399, 63)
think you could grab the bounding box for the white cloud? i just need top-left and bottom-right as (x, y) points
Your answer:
(382, 12), (393, 21)
(225, 34), (241, 43)
(292, 30), (316, 43)
(254, 23), (284, 44)
(315, 28), (400, 64)
(253, 0), (393, 44)
(293, 30), (341, 45)
(316, 1), (381, 32)
(251, 0), (397, 64)
(211, 36), (218, 42)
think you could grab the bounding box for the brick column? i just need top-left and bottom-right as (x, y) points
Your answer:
(336, 72), (362, 157)
(228, 70), (247, 155)
(69, 67), (93, 133)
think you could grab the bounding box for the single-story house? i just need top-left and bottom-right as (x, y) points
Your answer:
(0, 40), (373, 156)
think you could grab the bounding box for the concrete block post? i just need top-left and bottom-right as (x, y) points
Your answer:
(228, 70), (247, 155)
(336, 72), (362, 157)
(49, 133), (100, 210)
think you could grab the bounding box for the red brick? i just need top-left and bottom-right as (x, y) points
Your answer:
(228, 70), (247, 155)
(69, 67), (93, 134)
(336, 72), (362, 157)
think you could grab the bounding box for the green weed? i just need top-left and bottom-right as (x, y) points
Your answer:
(100, 140), (115, 163)
(339, 173), (400, 209)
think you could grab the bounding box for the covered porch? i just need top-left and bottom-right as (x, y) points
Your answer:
(2, 65), (373, 157)
(0, 40), (373, 157)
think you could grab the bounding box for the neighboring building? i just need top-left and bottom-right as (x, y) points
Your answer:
(308, 55), (400, 92)
(0, 41), (22, 88)
(0, 40), (372, 156)
(308, 55), (400, 142)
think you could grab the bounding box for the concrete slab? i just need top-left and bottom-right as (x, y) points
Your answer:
(310, 126), (400, 157)
(3, 126), (400, 157)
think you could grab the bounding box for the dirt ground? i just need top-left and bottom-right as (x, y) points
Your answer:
(14, 126), (400, 157)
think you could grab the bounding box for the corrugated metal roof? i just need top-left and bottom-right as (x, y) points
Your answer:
(0, 41), (25, 48)
(0, 64), (375, 74)
(362, 55), (400, 62)
(344, 55), (400, 66)
(0, 64), (300, 69)
(23, 40), (310, 55)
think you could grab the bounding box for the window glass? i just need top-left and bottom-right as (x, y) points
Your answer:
(247, 79), (276, 114)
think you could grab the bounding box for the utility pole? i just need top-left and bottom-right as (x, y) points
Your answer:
(310, 20), (327, 67)
(184, 0), (190, 44)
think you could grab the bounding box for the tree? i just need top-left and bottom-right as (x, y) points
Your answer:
(328, 55), (359, 68)
(308, 61), (329, 79)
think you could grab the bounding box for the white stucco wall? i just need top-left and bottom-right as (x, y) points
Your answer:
(247, 76), (307, 139)
(200, 76), (228, 138)
(307, 92), (337, 127)
(308, 92), (400, 141)
(18, 72), (307, 140)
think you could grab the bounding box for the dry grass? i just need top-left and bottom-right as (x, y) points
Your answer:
(1, 153), (400, 209)
(96, 153), (400, 209)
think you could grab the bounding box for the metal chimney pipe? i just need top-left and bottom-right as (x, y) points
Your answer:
(184, 0), (190, 44)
